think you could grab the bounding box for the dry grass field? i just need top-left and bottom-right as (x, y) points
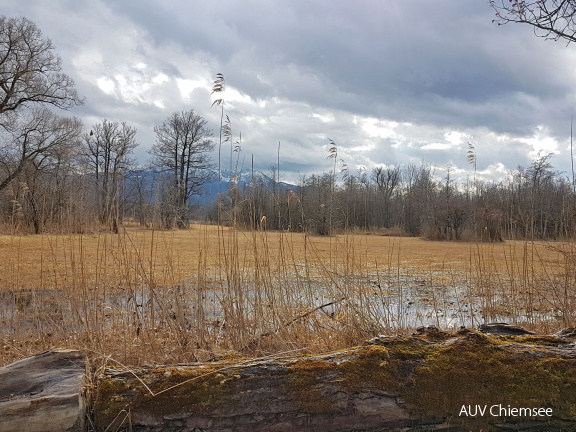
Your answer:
(1, 224), (575, 367)
(0, 224), (566, 286)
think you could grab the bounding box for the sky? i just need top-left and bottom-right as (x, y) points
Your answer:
(4, 0), (576, 185)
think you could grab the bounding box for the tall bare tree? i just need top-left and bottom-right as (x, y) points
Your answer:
(0, 15), (83, 226)
(18, 130), (80, 233)
(0, 16), (82, 124)
(0, 107), (82, 193)
(150, 110), (214, 229)
(83, 120), (138, 232)
(372, 165), (400, 227)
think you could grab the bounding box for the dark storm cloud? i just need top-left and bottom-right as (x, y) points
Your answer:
(3, 0), (576, 183)
(124, 0), (573, 138)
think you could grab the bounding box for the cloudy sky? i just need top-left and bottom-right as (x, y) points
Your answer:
(4, 1), (576, 184)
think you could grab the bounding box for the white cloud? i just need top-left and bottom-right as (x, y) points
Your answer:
(478, 162), (508, 182)
(312, 113), (335, 123)
(519, 126), (559, 159)
(226, 87), (254, 104)
(421, 143), (452, 150)
(176, 78), (209, 100)
(153, 73), (169, 84)
(444, 130), (470, 146)
(5, 0), (576, 182)
(359, 117), (400, 139)
(96, 77), (115, 95)
(349, 144), (375, 152)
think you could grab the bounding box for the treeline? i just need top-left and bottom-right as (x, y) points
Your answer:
(0, 111), (215, 234)
(215, 152), (576, 241)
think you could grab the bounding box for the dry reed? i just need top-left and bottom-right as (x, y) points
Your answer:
(0, 225), (574, 367)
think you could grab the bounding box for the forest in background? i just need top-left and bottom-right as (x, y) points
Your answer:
(2, 15), (576, 241)
(3, 136), (575, 243)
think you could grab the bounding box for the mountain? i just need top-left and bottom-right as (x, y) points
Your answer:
(197, 169), (297, 204)
(125, 168), (297, 205)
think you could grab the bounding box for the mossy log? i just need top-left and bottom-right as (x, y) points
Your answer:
(92, 328), (576, 432)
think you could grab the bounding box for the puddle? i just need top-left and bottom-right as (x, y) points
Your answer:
(0, 273), (560, 339)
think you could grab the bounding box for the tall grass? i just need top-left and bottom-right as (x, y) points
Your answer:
(1, 218), (575, 368)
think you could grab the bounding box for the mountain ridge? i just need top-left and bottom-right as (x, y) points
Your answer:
(125, 168), (297, 205)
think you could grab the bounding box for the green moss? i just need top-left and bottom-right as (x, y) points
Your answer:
(93, 378), (132, 430)
(500, 334), (564, 346)
(144, 367), (236, 415)
(93, 366), (238, 431)
(357, 344), (391, 362)
(377, 337), (435, 361)
(403, 335), (576, 429)
(288, 358), (333, 372)
(286, 358), (334, 413)
(285, 345), (401, 413)
(94, 333), (576, 431)
(338, 345), (398, 392)
(285, 348), (396, 413)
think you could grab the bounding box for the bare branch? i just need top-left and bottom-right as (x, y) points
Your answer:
(0, 16), (83, 120)
(490, 0), (576, 44)
(149, 110), (215, 228)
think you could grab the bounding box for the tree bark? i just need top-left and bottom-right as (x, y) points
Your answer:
(0, 350), (87, 432)
(91, 328), (576, 432)
(3, 330), (575, 432)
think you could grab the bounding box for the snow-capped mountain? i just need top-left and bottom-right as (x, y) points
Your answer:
(199, 169), (297, 204)
(125, 168), (297, 205)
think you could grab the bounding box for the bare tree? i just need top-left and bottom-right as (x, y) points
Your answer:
(83, 120), (138, 232)
(490, 0), (576, 44)
(18, 133), (79, 233)
(124, 169), (155, 227)
(372, 165), (400, 227)
(0, 16), (83, 229)
(0, 108), (82, 193)
(402, 164), (435, 236)
(150, 110), (215, 229)
(0, 16), (82, 124)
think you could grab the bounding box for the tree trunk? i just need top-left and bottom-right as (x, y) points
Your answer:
(0, 350), (87, 432)
(92, 327), (576, 431)
(3, 330), (576, 432)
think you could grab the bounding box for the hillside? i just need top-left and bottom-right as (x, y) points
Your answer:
(125, 168), (297, 205)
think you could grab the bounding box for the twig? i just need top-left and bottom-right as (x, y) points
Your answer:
(284, 297), (347, 327)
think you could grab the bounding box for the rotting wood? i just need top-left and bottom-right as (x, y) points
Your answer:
(91, 326), (576, 432)
(0, 349), (87, 432)
(2, 327), (575, 432)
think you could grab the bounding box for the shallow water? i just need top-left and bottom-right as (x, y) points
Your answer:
(0, 273), (560, 340)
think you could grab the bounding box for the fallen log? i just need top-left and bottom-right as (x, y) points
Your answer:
(2, 327), (575, 432)
(92, 328), (576, 432)
(0, 349), (87, 432)
(478, 322), (536, 336)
